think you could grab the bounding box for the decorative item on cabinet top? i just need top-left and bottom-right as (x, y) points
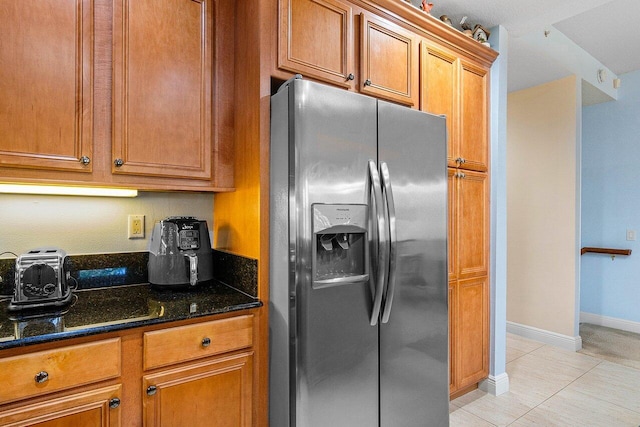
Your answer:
(420, 1), (434, 13)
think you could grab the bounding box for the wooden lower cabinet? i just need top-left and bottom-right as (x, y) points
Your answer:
(142, 352), (253, 427)
(452, 276), (489, 392)
(449, 276), (489, 396)
(0, 385), (122, 427)
(0, 312), (257, 427)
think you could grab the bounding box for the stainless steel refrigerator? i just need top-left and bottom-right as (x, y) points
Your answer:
(270, 77), (449, 427)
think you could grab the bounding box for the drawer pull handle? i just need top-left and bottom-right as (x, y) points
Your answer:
(35, 371), (49, 384)
(147, 385), (157, 396)
(201, 337), (211, 348)
(109, 398), (121, 409)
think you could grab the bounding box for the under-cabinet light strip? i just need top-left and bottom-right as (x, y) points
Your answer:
(0, 184), (138, 197)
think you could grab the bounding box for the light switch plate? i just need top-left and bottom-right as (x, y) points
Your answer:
(626, 229), (636, 241)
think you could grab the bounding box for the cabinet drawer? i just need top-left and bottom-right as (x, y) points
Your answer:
(143, 315), (253, 370)
(0, 338), (121, 405)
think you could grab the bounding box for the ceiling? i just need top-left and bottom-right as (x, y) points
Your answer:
(426, 0), (640, 93)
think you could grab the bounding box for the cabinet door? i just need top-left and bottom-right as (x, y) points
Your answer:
(421, 43), (458, 168)
(112, 0), (212, 180)
(0, 0), (93, 173)
(0, 385), (121, 427)
(447, 168), (457, 281)
(448, 281), (456, 394)
(360, 12), (418, 106)
(459, 61), (489, 172)
(143, 352), (253, 427)
(278, 0), (354, 88)
(456, 170), (488, 279)
(455, 276), (489, 389)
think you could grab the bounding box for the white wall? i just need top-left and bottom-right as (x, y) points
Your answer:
(507, 76), (580, 338)
(0, 192), (213, 257)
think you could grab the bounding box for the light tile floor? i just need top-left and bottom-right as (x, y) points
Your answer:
(449, 333), (640, 426)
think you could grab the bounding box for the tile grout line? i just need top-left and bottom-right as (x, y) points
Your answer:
(505, 345), (603, 425)
(504, 350), (583, 425)
(564, 359), (640, 417)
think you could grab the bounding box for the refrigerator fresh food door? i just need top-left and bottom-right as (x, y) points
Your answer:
(271, 78), (380, 427)
(377, 101), (450, 427)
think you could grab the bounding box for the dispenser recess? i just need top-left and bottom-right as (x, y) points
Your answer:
(312, 204), (369, 289)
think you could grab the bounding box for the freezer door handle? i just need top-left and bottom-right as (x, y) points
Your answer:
(368, 160), (388, 326)
(380, 162), (398, 324)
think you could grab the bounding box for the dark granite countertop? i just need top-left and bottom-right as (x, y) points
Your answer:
(0, 281), (261, 351)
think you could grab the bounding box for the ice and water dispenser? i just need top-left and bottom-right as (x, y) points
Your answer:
(311, 204), (369, 289)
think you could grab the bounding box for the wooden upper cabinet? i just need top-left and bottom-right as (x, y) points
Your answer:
(360, 12), (418, 106)
(276, 1), (419, 106)
(421, 43), (489, 171)
(460, 61), (489, 172)
(278, 0), (354, 88)
(421, 43), (457, 167)
(112, 0), (212, 180)
(0, 0), (93, 173)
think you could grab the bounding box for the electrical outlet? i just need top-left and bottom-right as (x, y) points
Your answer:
(128, 214), (145, 239)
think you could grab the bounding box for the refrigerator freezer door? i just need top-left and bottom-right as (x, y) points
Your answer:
(377, 101), (450, 426)
(271, 79), (380, 427)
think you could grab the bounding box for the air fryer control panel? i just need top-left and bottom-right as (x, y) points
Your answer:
(179, 229), (200, 250)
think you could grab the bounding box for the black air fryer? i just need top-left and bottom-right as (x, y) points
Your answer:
(148, 217), (214, 287)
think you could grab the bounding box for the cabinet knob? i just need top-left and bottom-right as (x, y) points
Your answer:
(347, 73), (355, 81)
(109, 398), (121, 409)
(80, 156), (91, 165)
(455, 157), (463, 165)
(114, 158), (124, 167)
(34, 371), (49, 384)
(201, 337), (211, 348)
(147, 385), (157, 396)
(364, 79), (372, 86)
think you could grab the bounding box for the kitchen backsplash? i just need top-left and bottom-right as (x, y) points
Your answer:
(0, 250), (257, 298)
(0, 191), (214, 256)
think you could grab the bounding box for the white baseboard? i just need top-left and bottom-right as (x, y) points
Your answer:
(479, 373), (509, 396)
(507, 321), (582, 351)
(580, 312), (640, 334)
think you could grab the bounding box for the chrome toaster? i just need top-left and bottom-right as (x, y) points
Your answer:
(9, 247), (74, 311)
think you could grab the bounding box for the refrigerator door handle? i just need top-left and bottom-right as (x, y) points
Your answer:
(380, 162), (398, 324)
(368, 159), (388, 326)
